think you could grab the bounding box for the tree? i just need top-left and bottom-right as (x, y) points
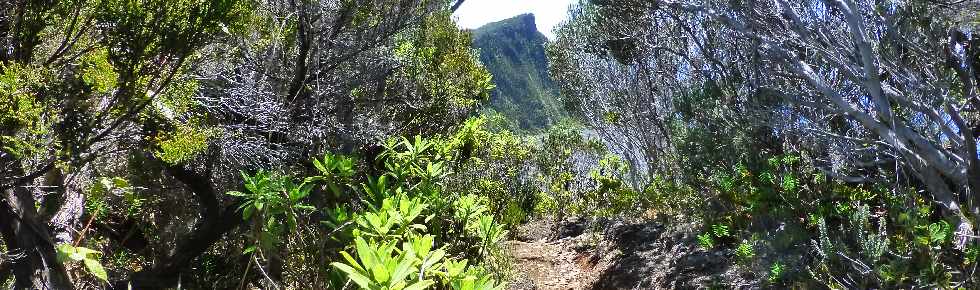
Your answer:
(0, 0), (249, 287)
(543, 0), (767, 180)
(671, 0), (980, 246)
(196, 0), (490, 169)
(552, 0), (980, 249)
(0, 0), (491, 288)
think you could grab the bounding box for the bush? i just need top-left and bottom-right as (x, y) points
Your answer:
(685, 153), (978, 288)
(223, 132), (514, 289)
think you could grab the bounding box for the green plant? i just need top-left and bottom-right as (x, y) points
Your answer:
(851, 203), (889, 263)
(153, 123), (217, 165)
(711, 224), (730, 239)
(965, 245), (980, 265)
(768, 261), (784, 282)
(454, 194), (488, 224)
(354, 196), (430, 242)
(587, 154), (640, 216)
(917, 221), (951, 248)
(56, 244), (108, 282)
(311, 152), (356, 196)
(331, 237), (436, 290)
(813, 216), (833, 260)
(735, 240), (755, 262)
(447, 271), (505, 290)
(780, 173), (798, 192)
(324, 205), (353, 228)
(380, 136), (448, 186)
(470, 215), (507, 256)
(329, 184), (504, 290)
(698, 233), (715, 249)
(315, 136), (509, 289)
(226, 170), (315, 252)
(436, 259), (505, 290)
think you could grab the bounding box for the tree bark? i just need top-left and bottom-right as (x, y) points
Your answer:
(110, 164), (244, 289)
(109, 204), (243, 290)
(0, 259), (11, 285)
(450, 0), (466, 12)
(43, 168), (85, 245)
(0, 186), (73, 289)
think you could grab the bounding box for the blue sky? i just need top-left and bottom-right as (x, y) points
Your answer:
(453, 0), (578, 39)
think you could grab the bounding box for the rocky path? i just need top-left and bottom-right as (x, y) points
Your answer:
(503, 219), (608, 290)
(505, 238), (602, 290)
(502, 218), (751, 290)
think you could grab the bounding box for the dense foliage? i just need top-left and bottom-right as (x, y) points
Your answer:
(3, 0), (980, 289)
(547, 0), (980, 288)
(0, 0), (501, 288)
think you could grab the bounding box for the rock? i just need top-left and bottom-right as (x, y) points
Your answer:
(506, 217), (774, 290)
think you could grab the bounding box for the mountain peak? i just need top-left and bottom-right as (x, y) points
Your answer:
(515, 13), (536, 30)
(471, 14), (564, 130)
(473, 13), (545, 44)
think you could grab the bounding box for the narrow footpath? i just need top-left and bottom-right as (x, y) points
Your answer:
(503, 218), (753, 290)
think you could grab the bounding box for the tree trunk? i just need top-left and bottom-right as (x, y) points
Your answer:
(0, 187), (73, 289)
(109, 205), (244, 289)
(42, 168), (85, 245)
(111, 163), (245, 289)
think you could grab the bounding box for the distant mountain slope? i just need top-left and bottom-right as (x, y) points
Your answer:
(472, 14), (564, 130)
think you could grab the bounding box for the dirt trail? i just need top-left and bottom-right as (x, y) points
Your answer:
(505, 239), (603, 290)
(502, 218), (753, 290)
(503, 219), (609, 290)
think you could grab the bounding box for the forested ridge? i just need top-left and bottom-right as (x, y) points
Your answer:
(1, 0), (979, 289)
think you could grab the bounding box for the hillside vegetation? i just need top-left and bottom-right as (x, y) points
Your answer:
(1, 0), (980, 289)
(472, 14), (565, 131)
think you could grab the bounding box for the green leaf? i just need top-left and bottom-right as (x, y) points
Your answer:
(295, 204), (316, 212)
(403, 280), (435, 290)
(303, 176), (324, 185)
(391, 247), (416, 283)
(371, 262), (390, 284)
(355, 238), (381, 272)
(289, 183), (312, 202)
(57, 244), (102, 262)
(83, 258), (108, 281)
(56, 244), (72, 262)
(313, 157), (328, 174)
(226, 190), (248, 197)
(444, 259), (468, 277)
(70, 252), (88, 262)
(331, 262), (373, 289)
(927, 221), (949, 244)
(455, 276), (476, 290)
(413, 235), (434, 258)
(286, 214), (297, 231)
(340, 251), (365, 273)
(112, 177), (129, 188)
(242, 205), (255, 220)
(421, 249), (445, 273)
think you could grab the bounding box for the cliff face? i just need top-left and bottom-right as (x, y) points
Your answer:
(472, 14), (564, 130)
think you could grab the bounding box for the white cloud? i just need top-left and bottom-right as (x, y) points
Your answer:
(452, 0), (578, 39)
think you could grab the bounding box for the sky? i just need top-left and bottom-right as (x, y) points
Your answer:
(452, 0), (578, 39)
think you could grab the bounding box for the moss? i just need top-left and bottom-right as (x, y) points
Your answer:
(153, 123), (219, 164)
(80, 49), (119, 94)
(0, 63), (51, 158)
